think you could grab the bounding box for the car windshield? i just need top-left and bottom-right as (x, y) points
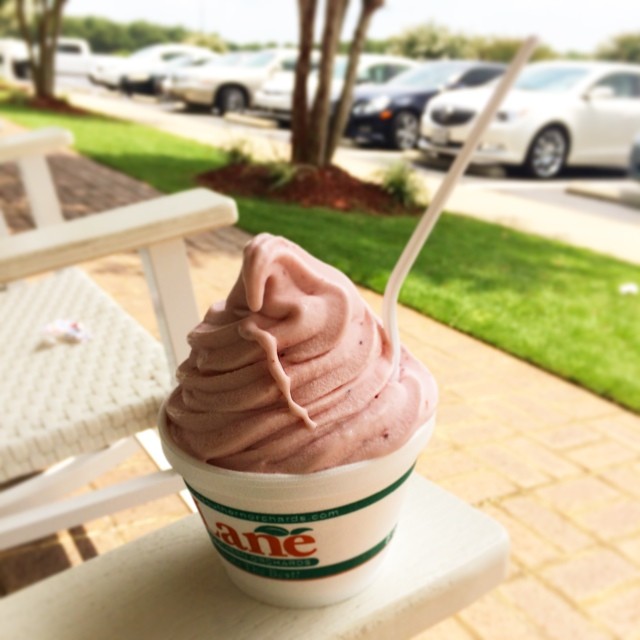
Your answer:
(281, 54), (320, 72)
(514, 66), (591, 92)
(387, 63), (469, 89)
(241, 50), (281, 68)
(165, 55), (196, 69)
(331, 57), (381, 80)
(332, 58), (349, 79)
(189, 56), (216, 68)
(129, 46), (166, 61)
(201, 52), (246, 68)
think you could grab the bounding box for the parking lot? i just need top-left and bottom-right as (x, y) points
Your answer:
(58, 74), (640, 265)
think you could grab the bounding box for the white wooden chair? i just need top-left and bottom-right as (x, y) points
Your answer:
(0, 127), (238, 550)
(0, 475), (510, 639)
(0, 128), (510, 638)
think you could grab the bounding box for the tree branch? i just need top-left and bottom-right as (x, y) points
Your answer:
(15, 0), (37, 79)
(306, 0), (349, 165)
(325, 0), (384, 164)
(291, 0), (318, 164)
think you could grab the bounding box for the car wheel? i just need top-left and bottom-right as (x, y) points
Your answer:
(152, 77), (165, 99)
(217, 86), (247, 114)
(119, 79), (132, 96)
(391, 110), (419, 150)
(13, 60), (31, 79)
(183, 101), (207, 112)
(524, 126), (568, 179)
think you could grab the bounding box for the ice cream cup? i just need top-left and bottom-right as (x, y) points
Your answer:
(159, 404), (435, 608)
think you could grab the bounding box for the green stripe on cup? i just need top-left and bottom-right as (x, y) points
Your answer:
(209, 528), (397, 580)
(185, 464), (415, 524)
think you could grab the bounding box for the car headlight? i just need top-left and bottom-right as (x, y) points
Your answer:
(496, 108), (527, 122)
(355, 95), (391, 115)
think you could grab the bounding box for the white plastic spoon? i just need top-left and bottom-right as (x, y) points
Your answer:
(382, 36), (539, 373)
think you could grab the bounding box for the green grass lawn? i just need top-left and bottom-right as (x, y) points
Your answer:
(0, 100), (228, 192)
(2, 99), (639, 412)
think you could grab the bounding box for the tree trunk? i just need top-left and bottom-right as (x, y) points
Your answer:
(290, 0), (318, 164)
(304, 0), (348, 166)
(324, 0), (384, 165)
(44, 0), (66, 96)
(35, 0), (50, 97)
(15, 0), (67, 99)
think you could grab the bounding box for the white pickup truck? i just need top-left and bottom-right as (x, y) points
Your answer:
(0, 37), (106, 79)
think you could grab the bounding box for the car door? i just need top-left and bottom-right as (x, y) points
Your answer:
(55, 41), (85, 75)
(574, 72), (640, 166)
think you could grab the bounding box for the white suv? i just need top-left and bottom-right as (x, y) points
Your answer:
(1, 37), (95, 79)
(419, 60), (640, 179)
(90, 43), (212, 90)
(172, 49), (299, 114)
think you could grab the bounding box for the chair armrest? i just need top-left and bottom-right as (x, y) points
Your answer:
(0, 188), (238, 283)
(0, 127), (74, 163)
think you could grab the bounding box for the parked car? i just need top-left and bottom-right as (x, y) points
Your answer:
(419, 60), (640, 179)
(253, 53), (418, 121)
(345, 60), (505, 150)
(170, 49), (300, 113)
(162, 51), (250, 101)
(90, 43), (211, 90)
(1, 37), (98, 79)
(121, 49), (220, 97)
(630, 133), (640, 180)
(0, 38), (28, 80)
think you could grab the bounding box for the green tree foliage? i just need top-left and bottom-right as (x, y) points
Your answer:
(183, 32), (227, 52)
(471, 37), (557, 62)
(387, 21), (472, 59)
(226, 41), (280, 51)
(597, 32), (640, 63)
(0, 0), (18, 35)
(338, 38), (387, 54)
(387, 23), (558, 62)
(61, 15), (192, 53)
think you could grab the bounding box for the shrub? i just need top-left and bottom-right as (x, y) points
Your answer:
(379, 161), (428, 209)
(266, 161), (300, 190)
(224, 138), (254, 165)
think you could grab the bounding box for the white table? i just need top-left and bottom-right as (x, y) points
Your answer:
(0, 475), (509, 640)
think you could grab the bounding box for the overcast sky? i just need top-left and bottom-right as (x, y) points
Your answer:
(66, 0), (639, 54)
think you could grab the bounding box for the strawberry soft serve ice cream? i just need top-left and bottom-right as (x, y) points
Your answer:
(165, 233), (437, 473)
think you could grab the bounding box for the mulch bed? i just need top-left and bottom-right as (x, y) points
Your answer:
(26, 95), (92, 117)
(196, 163), (421, 216)
(2, 87), (92, 117)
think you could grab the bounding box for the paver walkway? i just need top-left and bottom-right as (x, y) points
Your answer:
(1, 121), (639, 639)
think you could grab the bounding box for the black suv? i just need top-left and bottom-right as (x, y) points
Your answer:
(345, 60), (506, 150)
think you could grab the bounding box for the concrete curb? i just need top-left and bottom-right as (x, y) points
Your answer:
(566, 181), (640, 210)
(223, 112), (278, 129)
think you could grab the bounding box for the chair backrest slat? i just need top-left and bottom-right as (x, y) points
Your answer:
(0, 127), (73, 231)
(17, 155), (65, 227)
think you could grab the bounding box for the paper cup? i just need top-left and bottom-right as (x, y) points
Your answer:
(159, 406), (435, 608)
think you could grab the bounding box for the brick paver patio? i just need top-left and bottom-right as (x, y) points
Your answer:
(1, 121), (639, 639)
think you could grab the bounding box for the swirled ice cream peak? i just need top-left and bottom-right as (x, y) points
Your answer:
(165, 233), (437, 473)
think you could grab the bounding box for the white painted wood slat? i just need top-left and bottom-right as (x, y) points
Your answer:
(0, 474), (509, 640)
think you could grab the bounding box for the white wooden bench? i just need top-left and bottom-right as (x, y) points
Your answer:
(0, 473), (509, 639)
